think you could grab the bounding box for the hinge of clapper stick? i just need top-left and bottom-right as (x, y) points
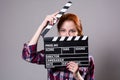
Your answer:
(40, 1), (72, 37)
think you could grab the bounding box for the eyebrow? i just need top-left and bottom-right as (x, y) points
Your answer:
(60, 28), (65, 30)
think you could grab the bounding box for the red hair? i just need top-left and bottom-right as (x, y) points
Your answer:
(57, 13), (83, 36)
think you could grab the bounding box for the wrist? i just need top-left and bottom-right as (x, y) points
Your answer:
(41, 19), (48, 28)
(73, 71), (84, 80)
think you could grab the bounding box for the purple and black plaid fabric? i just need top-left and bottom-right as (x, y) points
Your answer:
(22, 43), (94, 80)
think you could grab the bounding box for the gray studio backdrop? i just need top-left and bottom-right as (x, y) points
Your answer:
(0, 0), (120, 80)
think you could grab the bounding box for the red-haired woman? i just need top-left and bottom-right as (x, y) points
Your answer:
(22, 12), (94, 80)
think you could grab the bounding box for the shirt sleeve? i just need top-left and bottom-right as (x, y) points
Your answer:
(85, 56), (95, 80)
(22, 43), (45, 64)
(89, 56), (95, 80)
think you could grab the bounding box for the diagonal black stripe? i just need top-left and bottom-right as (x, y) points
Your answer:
(59, 12), (65, 15)
(41, 29), (49, 37)
(68, 1), (72, 4)
(63, 6), (69, 9)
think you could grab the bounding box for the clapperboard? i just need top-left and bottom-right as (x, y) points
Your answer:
(44, 36), (89, 68)
(41, 1), (89, 68)
(41, 1), (72, 37)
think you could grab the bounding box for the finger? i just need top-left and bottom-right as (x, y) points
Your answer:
(49, 20), (53, 25)
(50, 16), (57, 24)
(67, 62), (79, 71)
(47, 16), (54, 25)
(71, 61), (78, 66)
(52, 11), (59, 16)
(67, 66), (76, 73)
(66, 63), (74, 69)
(52, 16), (57, 21)
(67, 61), (77, 66)
(51, 12), (58, 23)
(67, 65), (73, 70)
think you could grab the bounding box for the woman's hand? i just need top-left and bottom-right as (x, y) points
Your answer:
(66, 61), (84, 80)
(42, 11), (58, 27)
(66, 61), (79, 74)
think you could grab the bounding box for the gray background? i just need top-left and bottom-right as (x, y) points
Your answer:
(0, 0), (120, 80)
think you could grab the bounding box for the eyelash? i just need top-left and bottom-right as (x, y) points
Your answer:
(70, 30), (76, 32)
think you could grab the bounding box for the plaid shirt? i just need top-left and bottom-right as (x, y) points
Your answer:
(22, 43), (94, 80)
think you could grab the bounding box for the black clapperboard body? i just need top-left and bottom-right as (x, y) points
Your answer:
(44, 36), (89, 68)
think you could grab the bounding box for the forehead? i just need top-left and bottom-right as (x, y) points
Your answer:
(60, 20), (76, 29)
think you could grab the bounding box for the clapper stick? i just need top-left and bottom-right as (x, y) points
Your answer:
(41, 1), (72, 37)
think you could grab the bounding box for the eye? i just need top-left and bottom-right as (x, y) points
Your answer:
(69, 29), (76, 33)
(60, 29), (66, 32)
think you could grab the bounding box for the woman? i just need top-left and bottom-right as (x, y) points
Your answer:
(22, 12), (94, 80)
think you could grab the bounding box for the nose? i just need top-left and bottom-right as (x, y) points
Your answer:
(66, 31), (70, 36)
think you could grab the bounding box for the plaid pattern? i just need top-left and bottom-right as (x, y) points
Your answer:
(22, 43), (94, 80)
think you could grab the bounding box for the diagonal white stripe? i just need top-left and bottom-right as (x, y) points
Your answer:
(53, 19), (57, 24)
(74, 36), (80, 41)
(56, 14), (62, 18)
(65, 3), (72, 6)
(52, 37), (58, 41)
(67, 36), (73, 41)
(82, 36), (88, 40)
(46, 25), (53, 29)
(60, 8), (67, 12)
(60, 36), (65, 41)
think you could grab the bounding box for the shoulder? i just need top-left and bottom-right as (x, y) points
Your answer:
(89, 56), (94, 62)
